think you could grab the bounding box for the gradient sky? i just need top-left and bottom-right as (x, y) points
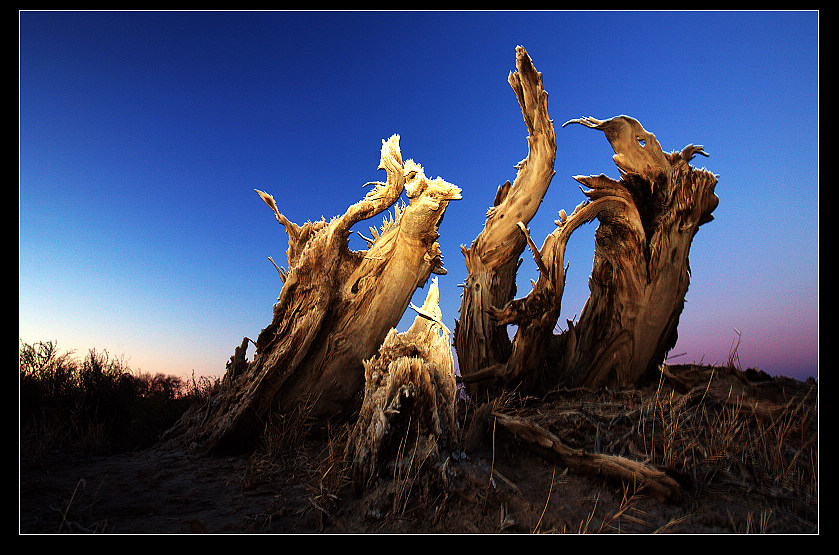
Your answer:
(19, 10), (819, 382)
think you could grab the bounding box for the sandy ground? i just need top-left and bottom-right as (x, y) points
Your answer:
(20, 367), (818, 534)
(19, 442), (689, 534)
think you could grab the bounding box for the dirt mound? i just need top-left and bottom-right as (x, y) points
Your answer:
(20, 365), (817, 534)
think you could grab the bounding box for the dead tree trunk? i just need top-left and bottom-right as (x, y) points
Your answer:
(453, 46), (556, 398)
(456, 112), (718, 394)
(558, 116), (719, 388)
(171, 135), (461, 453)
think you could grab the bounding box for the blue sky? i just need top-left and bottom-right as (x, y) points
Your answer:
(19, 10), (819, 381)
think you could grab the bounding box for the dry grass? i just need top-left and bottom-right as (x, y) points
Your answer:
(504, 360), (817, 533)
(307, 360), (813, 532)
(237, 396), (353, 531)
(575, 482), (652, 534)
(21, 340), (817, 533)
(240, 396), (317, 489)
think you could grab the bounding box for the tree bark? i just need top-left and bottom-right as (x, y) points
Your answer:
(172, 135), (461, 453)
(558, 116), (719, 388)
(453, 46), (556, 398)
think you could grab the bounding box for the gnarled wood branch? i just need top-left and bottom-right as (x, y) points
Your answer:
(492, 411), (682, 503)
(454, 46), (556, 397)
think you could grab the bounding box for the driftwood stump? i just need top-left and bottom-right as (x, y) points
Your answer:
(346, 278), (458, 493)
(456, 110), (718, 394)
(558, 116), (719, 388)
(170, 135), (461, 453)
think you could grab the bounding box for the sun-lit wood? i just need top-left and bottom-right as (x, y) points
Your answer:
(467, 115), (718, 392)
(346, 278), (458, 493)
(170, 51), (718, 501)
(558, 115), (719, 388)
(171, 135), (460, 453)
(453, 46), (556, 397)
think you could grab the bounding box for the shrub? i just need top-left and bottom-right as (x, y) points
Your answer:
(19, 340), (219, 460)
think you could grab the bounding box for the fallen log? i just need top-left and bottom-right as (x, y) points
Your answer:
(491, 411), (682, 503)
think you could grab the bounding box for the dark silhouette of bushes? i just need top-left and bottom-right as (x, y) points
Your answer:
(20, 340), (219, 459)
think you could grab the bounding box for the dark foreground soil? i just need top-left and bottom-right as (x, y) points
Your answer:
(20, 365), (818, 534)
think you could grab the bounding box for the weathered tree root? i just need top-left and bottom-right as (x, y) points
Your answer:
(558, 116), (719, 388)
(346, 278), (458, 494)
(491, 411), (683, 503)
